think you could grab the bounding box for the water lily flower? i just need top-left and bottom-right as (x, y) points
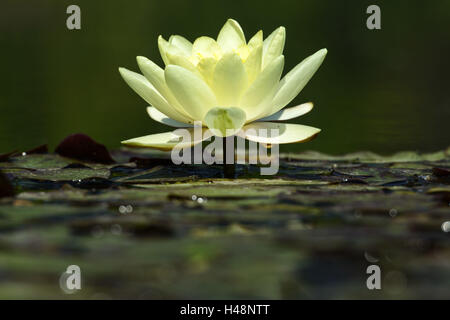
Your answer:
(119, 19), (326, 150)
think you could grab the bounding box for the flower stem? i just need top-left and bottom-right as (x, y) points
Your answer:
(222, 137), (235, 179)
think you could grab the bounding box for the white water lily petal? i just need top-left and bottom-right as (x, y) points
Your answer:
(158, 36), (170, 65)
(165, 65), (218, 120)
(137, 56), (193, 120)
(159, 38), (189, 65)
(235, 45), (250, 61)
(169, 35), (192, 56)
(271, 48), (327, 113)
(217, 19), (246, 52)
(247, 30), (263, 51)
(118, 67), (190, 124)
(203, 107), (246, 137)
(257, 102), (313, 121)
(212, 53), (248, 106)
(166, 52), (199, 74)
(244, 44), (262, 83)
(240, 55), (284, 121)
(240, 122), (321, 144)
(122, 127), (212, 150)
(146, 107), (194, 127)
(137, 56), (167, 92)
(197, 57), (217, 85)
(192, 36), (222, 59)
(262, 26), (285, 68)
(248, 85), (280, 123)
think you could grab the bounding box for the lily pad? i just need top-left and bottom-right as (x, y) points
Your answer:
(55, 133), (115, 164)
(0, 170), (14, 198)
(0, 147), (449, 299)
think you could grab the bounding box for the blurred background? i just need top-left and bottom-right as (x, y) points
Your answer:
(0, 0), (449, 154)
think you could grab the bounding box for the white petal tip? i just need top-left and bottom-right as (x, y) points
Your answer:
(304, 102), (314, 111)
(136, 56), (148, 63)
(118, 67), (128, 75)
(242, 122), (321, 144)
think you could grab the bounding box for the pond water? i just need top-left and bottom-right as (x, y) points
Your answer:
(1, 0), (449, 154)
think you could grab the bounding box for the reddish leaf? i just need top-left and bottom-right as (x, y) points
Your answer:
(432, 167), (450, 177)
(129, 157), (172, 168)
(0, 170), (14, 198)
(26, 144), (49, 154)
(55, 133), (115, 164)
(0, 150), (18, 162)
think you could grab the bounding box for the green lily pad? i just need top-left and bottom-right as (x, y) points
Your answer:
(0, 148), (449, 299)
(5, 168), (111, 181)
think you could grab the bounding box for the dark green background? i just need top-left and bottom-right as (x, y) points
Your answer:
(1, 0), (449, 154)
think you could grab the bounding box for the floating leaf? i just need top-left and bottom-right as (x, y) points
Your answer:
(0, 154), (72, 169)
(0, 150), (18, 162)
(0, 147), (448, 299)
(25, 144), (49, 155)
(0, 170), (14, 198)
(432, 167), (450, 177)
(55, 133), (115, 164)
(8, 168), (110, 181)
